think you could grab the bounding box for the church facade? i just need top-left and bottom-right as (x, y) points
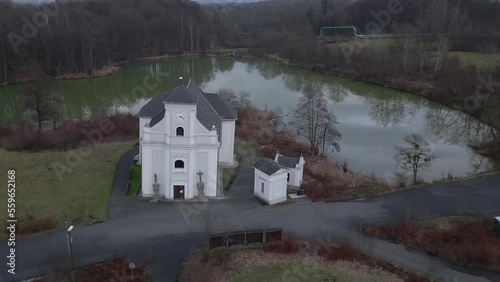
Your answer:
(138, 79), (237, 200)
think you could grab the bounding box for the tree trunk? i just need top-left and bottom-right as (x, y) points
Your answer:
(3, 45), (7, 84)
(413, 171), (417, 185)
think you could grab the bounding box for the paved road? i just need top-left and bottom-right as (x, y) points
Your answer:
(1, 148), (499, 282)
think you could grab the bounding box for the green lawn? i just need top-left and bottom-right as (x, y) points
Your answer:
(128, 163), (142, 198)
(449, 51), (500, 70)
(234, 261), (401, 282)
(0, 141), (135, 229)
(235, 138), (261, 164)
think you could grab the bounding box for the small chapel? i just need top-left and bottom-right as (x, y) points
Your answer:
(137, 79), (237, 200)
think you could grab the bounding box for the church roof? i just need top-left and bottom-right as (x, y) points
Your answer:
(149, 109), (165, 127)
(138, 79), (237, 142)
(137, 92), (170, 117)
(163, 85), (198, 104)
(253, 158), (287, 176)
(202, 93), (238, 120)
(276, 155), (301, 168)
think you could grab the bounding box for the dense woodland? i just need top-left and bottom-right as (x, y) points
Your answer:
(0, 0), (499, 82)
(0, 0), (499, 157)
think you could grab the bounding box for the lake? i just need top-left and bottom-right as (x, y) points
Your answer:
(0, 57), (495, 182)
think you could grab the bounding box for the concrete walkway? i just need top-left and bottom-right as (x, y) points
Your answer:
(223, 148), (262, 206)
(1, 148), (500, 282)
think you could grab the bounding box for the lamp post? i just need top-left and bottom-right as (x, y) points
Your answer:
(65, 221), (75, 281)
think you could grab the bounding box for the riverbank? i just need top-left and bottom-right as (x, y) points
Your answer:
(0, 50), (250, 86)
(258, 53), (499, 132)
(1, 50), (494, 131)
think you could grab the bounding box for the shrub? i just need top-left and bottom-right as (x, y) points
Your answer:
(364, 219), (500, 271)
(263, 235), (299, 254)
(0, 114), (138, 152)
(17, 217), (56, 235)
(317, 241), (362, 262)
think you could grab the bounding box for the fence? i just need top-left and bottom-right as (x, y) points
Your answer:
(209, 228), (282, 250)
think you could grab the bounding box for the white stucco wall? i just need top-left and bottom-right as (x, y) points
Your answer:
(253, 169), (288, 205)
(288, 167), (304, 187)
(219, 120), (235, 166)
(141, 101), (221, 200)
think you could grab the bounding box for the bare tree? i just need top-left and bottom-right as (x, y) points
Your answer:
(178, 15), (185, 52)
(434, 34), (451, 75)
(292, 83), (341, 155)
(186, 16), (196, 52)
(266, 107), (284, 143)
(218, 88), (238, 108)
(199, 212), (216, 248)
(22, 82), (57, 132)
(394, 133), (436, 185)
(236, 90), (251, 108)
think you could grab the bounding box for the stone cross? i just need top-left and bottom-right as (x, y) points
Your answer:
(197, 170), (206, 201)
(151, 173), (160, 203)
(197, 170), (204, 183)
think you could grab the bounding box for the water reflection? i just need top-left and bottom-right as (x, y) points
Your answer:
(425, 106), (495, 145)
(0, 57), (494, 181)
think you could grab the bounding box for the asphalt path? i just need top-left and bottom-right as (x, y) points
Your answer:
(1, 148), (499, 282)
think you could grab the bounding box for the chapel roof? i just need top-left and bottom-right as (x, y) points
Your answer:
(276, 155), (301, 168)
(253, 158), (287, 176)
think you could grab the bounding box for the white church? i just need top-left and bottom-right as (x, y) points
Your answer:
(138, 79), (237, 200)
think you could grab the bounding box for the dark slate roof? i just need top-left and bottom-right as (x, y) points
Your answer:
(276, 155), (300, 168)
(253, 158), (287, 176)
(203, 93), (238, 120)
(149, 109), (165, 127)
(138, 79), (237, 143)
(138, 92), (170, 117)
(186, 80), (222, 140)
(163, 85), (198, 104)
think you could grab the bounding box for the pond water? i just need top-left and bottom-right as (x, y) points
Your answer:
(0, 57), (495, 181)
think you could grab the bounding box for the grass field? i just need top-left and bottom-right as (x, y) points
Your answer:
(179, 247), (420, 282)
(234, 261), (401, 282)
(128, 163), (142, 198)
(0, 141), (135, 230)
(234, 138), (261, 164)
(449, 51), (500, 70)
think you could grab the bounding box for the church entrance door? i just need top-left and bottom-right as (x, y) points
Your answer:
(174, 185), (185, 199)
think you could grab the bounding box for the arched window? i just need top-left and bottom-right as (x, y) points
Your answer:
(174, 160), (185, 169)
(176, 127), (184, 136)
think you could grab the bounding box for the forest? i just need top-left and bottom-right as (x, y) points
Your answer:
(0, 0), (499, 82)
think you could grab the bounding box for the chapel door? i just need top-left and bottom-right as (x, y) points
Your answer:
(174, 185), (185, 199)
